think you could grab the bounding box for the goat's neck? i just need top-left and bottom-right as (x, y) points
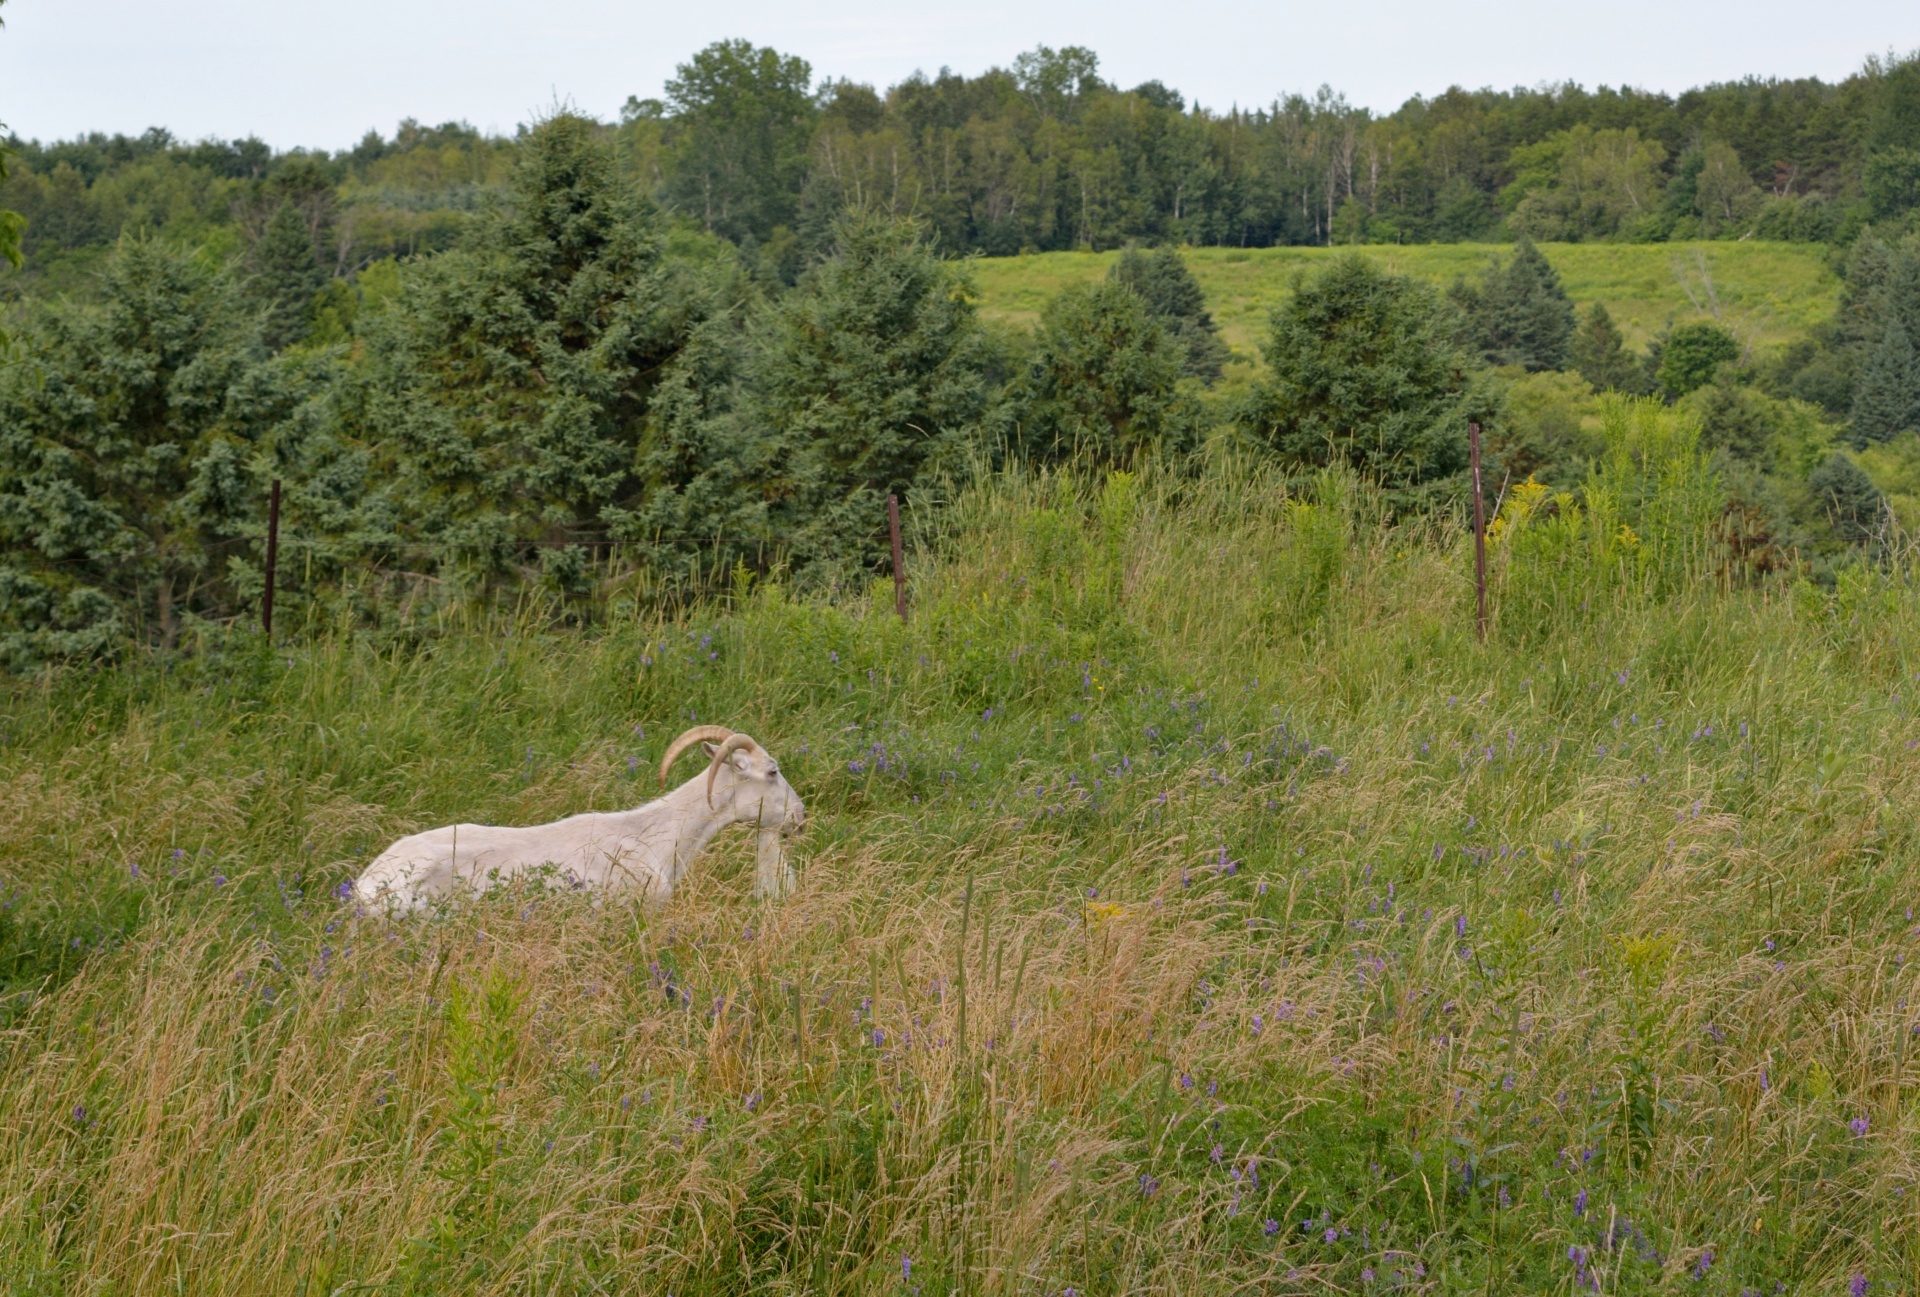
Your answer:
(629, 773), (742, 870)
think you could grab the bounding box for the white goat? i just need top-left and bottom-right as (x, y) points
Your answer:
(353, 726), (804, 912)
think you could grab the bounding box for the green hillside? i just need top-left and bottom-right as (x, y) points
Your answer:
(971, 241), (1841, 362)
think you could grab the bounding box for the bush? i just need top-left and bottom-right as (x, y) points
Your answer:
(1656, 322), (1740, 398)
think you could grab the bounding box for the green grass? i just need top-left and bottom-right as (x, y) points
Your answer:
(970, 241), (1841, 365)
(3, 435), (1919, 1293)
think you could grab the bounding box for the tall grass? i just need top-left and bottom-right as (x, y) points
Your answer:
(3, 404), (1920, 1294)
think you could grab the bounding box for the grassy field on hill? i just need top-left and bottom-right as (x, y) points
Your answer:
(4, 404), (1920, 1294)
(970, 242), (1841, 366)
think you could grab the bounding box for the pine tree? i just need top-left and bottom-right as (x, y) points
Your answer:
(1571, 302), (1642, 392)
(1470, 235), (1575, 371)
(1107, 246), (1230, 382)
(1848, 319), (1920, 446)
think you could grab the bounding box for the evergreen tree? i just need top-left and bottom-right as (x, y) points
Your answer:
(249, 201), (326, 350)
(1237, 254), (1491, 500)
(1107, 246), (1229, 382)
(1848, 319), (1920, 446)
(750, 213), (1001, 573)
(0, 237), (277, 662)
(1807, 452), (1886, 546)
(344, 112), (725, 579)
(1656, 322), (1740, 398)
(1019, 279), (1200, 467)
(1571, 302), (1641, 391)
(1465, 235), (1574, 371)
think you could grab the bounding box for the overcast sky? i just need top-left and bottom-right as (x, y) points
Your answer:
(3, 0), (1916, 150)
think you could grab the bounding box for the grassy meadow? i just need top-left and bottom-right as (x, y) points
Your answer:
(970, 242), (1841, 368)
(5, 406), (1920, 1293)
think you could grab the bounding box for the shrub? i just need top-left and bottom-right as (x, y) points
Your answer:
(1656, 322), (1740, 398)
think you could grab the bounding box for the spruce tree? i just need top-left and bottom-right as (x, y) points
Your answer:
(1237, 253), (1492, 502)
(750, 212), (1001, 573)
(250, 201), (325, 350)
(345, 112), (730, 580)
(1571, 302), (1642, 392)
(1471, 235), (1575, 371)
(1020, 278), (1200, 467)
(1107, 246), (1230, 382)
(1848, 319), (1920, 446)
(0, 237), (276, 661)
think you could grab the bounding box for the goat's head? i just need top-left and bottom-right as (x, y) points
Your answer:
(660, 726), (806, 836)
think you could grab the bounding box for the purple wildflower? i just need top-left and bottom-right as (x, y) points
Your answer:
(1850, 1114), (1869, 1138)
(1574, 1189), (1588, 1217)
(1263, 1219), (1279, 1235)
(1324, 1227), (1338, 1244)
(902, 1254), (912, 1282)
(1850, 1277), (1868, 1297)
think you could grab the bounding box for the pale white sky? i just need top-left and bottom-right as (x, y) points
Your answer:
(3, 0), (1915, 150)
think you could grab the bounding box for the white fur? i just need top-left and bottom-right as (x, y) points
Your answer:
(354, 743), (804, 912)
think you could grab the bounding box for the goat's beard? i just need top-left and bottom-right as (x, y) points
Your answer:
(756, 828), (791, 898)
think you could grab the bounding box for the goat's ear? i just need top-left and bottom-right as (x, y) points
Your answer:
(701, 742), (719, 757)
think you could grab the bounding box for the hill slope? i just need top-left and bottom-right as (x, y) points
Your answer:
(970, 241), (1840, 364)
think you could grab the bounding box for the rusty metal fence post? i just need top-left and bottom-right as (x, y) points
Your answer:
(263, 478), (282, 637)
(1470, 423), (1487, 640)
(888, 493), (907, 623)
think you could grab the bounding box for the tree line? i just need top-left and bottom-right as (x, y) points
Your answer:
(3, 109), (1914, 668)
(4, 40), (1920, 299)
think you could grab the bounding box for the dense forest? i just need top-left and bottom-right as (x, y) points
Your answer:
(1, 41), (1920, 668)
(7, 41), (1920, 281)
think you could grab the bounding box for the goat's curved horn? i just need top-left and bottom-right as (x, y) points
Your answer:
(660, 725), (734, 787)
(705, 733), (762, 807)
